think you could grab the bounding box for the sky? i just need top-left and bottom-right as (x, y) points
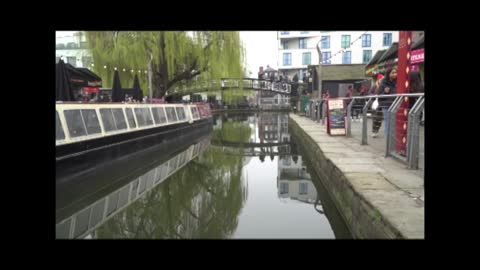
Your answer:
(240, 31), (278, 77)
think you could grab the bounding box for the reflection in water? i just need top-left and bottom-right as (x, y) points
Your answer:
(57, 112), (351, 239)
(277, 156), (316, 204)
(56, 137), (211, 239)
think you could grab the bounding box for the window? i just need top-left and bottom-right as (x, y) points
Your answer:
(341, 35), (351, 49)
(362, 34), (371, 47)
(56, 43), (65, 50)
(56, 111), (65, 140)
(152, 107), (167, 124)
(151, 107), (161, 124)
(280, 31), (289, 35)
(100, 109), (116, 132)
(383, 33), (392, 46)
(191, 107), (199, 119)
(130, 179), (139, 201)
(81, 109), (101, 135)
(342, 51), (352, 64)
(89, 199), (106, 228)
(74, 207), (91, 238)
(166, 107), (178, 122)
(67, 56), (76, 67)
(112, 109), (127, 130)
(82, 56), (92, 68)
(282, 40), (288, 49)
(107, 191), (120, 216)
(280, 182), (289, 194)
(64, 110), (86, 138)
(125, 108), (136, 128)
(299, 38), (307, 49)
(321, 36), (330, 49)
(363, 50), (373, 64)
(299, 182), (308, 194)
(300, 31), (309, 34)
(283, 53), (292, 66)
(80, 41), (88, 49)
(138, 177), (146, 195)
(322, 52), (331, 64)
(176, 107), (186, 121)
(134, 108), (153, 127)
(302, 52), (311, 65)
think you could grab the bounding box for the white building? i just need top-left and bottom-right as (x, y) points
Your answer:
(277, 31), (399, 82)
(56, 31), (92, 68)
(277, 156), (317, 204)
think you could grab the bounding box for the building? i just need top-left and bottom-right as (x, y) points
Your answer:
(277, 155), (317, 204)
(56, 31), (92, 68)
(277, 31), (399, 86)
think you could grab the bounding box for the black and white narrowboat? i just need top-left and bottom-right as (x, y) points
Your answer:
(56, 102), (213, 181)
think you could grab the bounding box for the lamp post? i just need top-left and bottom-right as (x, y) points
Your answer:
(316, 40), (323, 97)
(148, 52), (153, 103)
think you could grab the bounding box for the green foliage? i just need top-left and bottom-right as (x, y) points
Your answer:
(86, 31), (245, 97)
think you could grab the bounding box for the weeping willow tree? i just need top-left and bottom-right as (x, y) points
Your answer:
(85, 31), (245, 99)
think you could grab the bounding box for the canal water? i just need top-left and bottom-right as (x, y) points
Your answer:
(56, 112), (351, 239)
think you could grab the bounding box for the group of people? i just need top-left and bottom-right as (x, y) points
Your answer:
(370, 67), (424, 138)
(317, 67), (424, 138)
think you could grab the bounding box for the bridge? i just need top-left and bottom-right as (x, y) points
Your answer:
(209, 139), (292, 157)
(165, 78), (295, 97)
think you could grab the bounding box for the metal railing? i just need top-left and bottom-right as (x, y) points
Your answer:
(166, 78), (292, 97)
(304, 93), (424, 170)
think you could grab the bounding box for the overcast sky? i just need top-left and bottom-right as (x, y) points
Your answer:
(240, 31), (278, 76)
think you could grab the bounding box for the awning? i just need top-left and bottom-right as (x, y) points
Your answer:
(377, 42), (398, 63)
(412, 35), (424, 50)
(365, 50), (386, 77)
(63, 63), (102, 87)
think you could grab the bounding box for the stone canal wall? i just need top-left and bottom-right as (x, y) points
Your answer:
(289, 114), (424, 239)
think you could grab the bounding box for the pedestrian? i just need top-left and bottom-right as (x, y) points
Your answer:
(372, 68), (397, 137)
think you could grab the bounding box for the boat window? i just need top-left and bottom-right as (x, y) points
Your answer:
(106, 191), (120, 216)
(151, 107), (161, 124)
(81, 109), (101, 135)
(56, 111), (65, 140)
(89, 198), (106, 228)
(152, 107), (167, 124)
(144, 109), (153, 126)
(176, 107), (186, 121)
(190, 107), (198, 119)
(130, 179), (139, 201)
(117, 185), (130, 208)
(125, 108), (137, 129)
(100, 108), (117, 132)
(64, 110), (87, 138)
(166, 107), (178, 122)
(138, 176), (147, 194)
(158, 108), (167, 123)
(134, 108), (153, 127)
(56, 218), (71, 239)
(112, 109), (127, 130)
(74, 207), (91, 238)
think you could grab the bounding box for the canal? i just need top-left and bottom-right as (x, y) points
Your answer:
(56, 112), (351, 239)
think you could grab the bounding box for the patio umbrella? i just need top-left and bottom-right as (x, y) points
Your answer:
(111, 70), (124, 102)
(56, 59), (75, 101)
(132, 74), (143, 101)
